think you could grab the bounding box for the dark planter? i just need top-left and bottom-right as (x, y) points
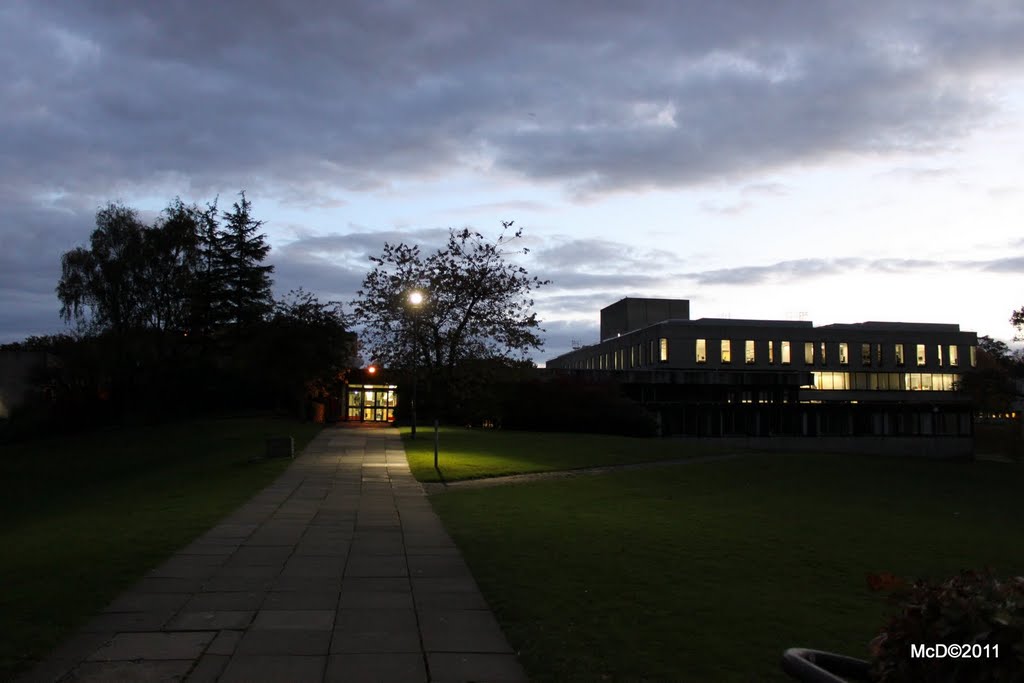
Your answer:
(781, 648), (871, 682)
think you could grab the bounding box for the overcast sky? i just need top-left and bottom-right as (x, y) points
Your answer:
(3, 1), (1023, 363)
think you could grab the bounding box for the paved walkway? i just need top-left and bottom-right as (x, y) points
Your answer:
(22, 424), (526, 683)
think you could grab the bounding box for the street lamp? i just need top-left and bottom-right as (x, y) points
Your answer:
(409, 289), (424, 439)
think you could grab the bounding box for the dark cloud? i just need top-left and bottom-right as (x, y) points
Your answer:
(981, 257), (1024, 273)
(537, 318), (602, 364)
(3, 1), (1021, 203)
(3, 0), (1023, 343)
(0, 199), (100, 342)
(684, 254), (1024, 286)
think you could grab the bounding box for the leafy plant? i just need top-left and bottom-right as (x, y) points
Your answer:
(868, 569), (1024, 682)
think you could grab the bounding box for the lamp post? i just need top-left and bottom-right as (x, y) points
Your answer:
(409, 290), (424, 439)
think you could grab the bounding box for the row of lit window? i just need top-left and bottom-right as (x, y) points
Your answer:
(808, 372), (960, 391)
(566, 338), (976, 372)
(347, 389), (397, 407)
(580, 338), (669, 370)
(694, 339), (975, 369)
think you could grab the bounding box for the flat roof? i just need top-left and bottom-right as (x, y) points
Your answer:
(817, 321), (961, 332)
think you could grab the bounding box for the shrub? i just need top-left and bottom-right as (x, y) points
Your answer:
(868, 569), (1024, 682)
(496, 378), (657, 437)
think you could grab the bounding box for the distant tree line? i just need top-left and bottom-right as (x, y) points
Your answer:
(2, 193), (354, 437)
(2, 206), (664, 441)
(957, 335), (1024, 415)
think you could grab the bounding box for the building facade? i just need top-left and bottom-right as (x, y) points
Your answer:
(546, 298), (978, 447)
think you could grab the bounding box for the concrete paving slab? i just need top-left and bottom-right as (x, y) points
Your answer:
(280, 556), (346, 578)
(206, 630), (244, 656)
(88, 632), (215, 661)
(182, 591), (265, 612)
(251, 609), (335, 630)
(412, 577), (481, 594)
(272, 575), (342, 592)
(166, 611), (255, 631)
(344, 554), (408, 578)
(408, 555), (475, 578)
(226, 546), (292, 566)
(218, 655), (325, 683)
(340, 577), (411, 593)
(414, 591), (491, 611)
(293, 541), (349, 557)
(65, 659), (194, 682)
(184, 654), (230, 682)
(201, 575), (276, 593)
(261, 591), (340, 610)
(420, 610), (515, 653)
(235, 629), (332, 655)
(330, 608), (421, 653)
(349, 533), (404, 556)
(324, 653), (427, 682)
(427, 653), (528, 682)
(211, 564), (281, 579)
(338, 590), (414, 609)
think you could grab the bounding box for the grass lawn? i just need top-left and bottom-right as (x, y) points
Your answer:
(0, 416), (321, 680)
(401, 426), (729, 481)
(424, 445), (1024, 681)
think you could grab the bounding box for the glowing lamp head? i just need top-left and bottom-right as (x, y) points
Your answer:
(409, 291), (424, 306)
(367, 365), (377, 375)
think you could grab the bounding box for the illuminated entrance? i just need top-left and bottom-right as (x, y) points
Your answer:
(346, 384), (398, 422)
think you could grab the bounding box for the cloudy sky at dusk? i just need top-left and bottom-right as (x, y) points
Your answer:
(2, 1), (1023, 363)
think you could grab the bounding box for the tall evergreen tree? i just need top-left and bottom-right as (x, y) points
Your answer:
(218, 192), (274, 328)
(188, 197), (226, 338)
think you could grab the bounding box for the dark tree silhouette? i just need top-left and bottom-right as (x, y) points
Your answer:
(217, 192), (274, 329)
(353, 222), (548, 416)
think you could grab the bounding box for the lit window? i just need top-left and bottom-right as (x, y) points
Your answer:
(804, 342), (814, 365)
(895, 344), (905, 367)
(721, 339), (732, 363)
(916, 344), (926, 367)
(936, 345), (943, 367)
(970, 345), (977, 367)
(838, 343), (849, 365)
(876, 344), (883, 366)
(696, 339), (707, 364)
(768, 341), (775, 364)
(781, 341), (791, 365)
(649, 340), (655, 363)
(613, 350), (619, 370)
(948, 345), (958, 367)
(659, 338), (668, 362)
(819, 342), (826, 364)
(861, 343), (871, 367)
(745, 340), (755, 364)
(630, 346), (635, 368)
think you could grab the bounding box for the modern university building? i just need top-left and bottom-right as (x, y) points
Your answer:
(545, 298), (979, 456)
